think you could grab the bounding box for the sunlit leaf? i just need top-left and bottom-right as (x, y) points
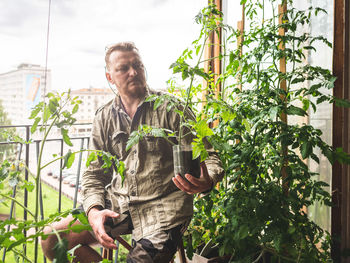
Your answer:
(70, 224), (91, 233)
(72, 104), (79, 114)
(126, 132), (141, 151)
(61, 128), (73, 146)
(43, 105), (51, 122)
(31, 117), (41, 134)
(195, 120), (213, 137)
(66, 152), (75, 169)
(86, 152), (97, 167)
(62, 150), (73, 169)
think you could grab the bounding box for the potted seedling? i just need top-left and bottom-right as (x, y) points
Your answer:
(125, 11), (215, 180)
(125, 103), (202, 181)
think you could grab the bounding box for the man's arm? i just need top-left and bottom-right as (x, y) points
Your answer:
(87, 206), (119, 249)
(82, 114), (118, 249)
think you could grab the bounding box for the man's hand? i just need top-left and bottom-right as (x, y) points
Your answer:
(87, 207), (120, 249)
(172, 162), (213, 195)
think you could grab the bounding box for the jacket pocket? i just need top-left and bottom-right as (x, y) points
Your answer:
(111, 131), (128, 160)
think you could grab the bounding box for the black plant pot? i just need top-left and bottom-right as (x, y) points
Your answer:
(173, 145), (201, 179)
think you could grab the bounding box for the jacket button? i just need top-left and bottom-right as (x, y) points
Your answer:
(131, 191), (136, 196)
(130, 170), (135, 174)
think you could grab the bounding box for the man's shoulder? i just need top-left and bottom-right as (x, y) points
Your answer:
(147, 88), (182, 109)
(95, 98), (115, 116)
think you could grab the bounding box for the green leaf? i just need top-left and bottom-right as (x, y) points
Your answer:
(195, 120), (213, 138)
(66, 152), (75, 169)
(62, 150), (73, 169)
(126, 132), (141, 151)
(242, 119), (250, 133)
(22, 180), (35, 192)
(61, 128), (73, 146)
(317, 95), (329, 105)
(153, 98), (163, 110)
(43, 105), (51, 122)
(229, 52), (235, 64)
(192, 140), (208, 162)
(291, 77), (305, 84)
(72, 208), (90, 225)
(236, 225), (249, 240)
(86, 152), (97, 167)
(48, 99), (58, 114)
(193, 67), (210, 80)
(192, 142), (202, 160)
(117, 161), (125, 186)
(101, 153), (113, 169)
(303, 45), (316, 52)
(53, 238), (69, 263)
(221, 110), (235, 123)
(150, 128), (167, 138)
(286, 105), (307, 116)
(70, 224), (91, 233)
(31, 117), (41, 134)
(335, 98), (350, 108)
(301, 141), (312, 159)
(269, 106), (279, 120)
(310, 153), (320, 163)
(72, 104), (79, 114)
(302, 99), (310, 111)
(196, 45), (201, 56)
(29, 105), (42, 119)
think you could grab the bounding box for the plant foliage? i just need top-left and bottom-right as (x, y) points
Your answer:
(167, 1), (350, 262)
(0, 91), (122, 262)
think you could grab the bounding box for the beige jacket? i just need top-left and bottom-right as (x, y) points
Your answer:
(82, 89), (224, 240)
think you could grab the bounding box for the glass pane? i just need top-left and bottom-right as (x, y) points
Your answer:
(296, 0), (333, 232)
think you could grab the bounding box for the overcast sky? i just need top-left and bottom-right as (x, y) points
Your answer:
(0, 0), (209, 92)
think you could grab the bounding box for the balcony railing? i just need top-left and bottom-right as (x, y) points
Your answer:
(0, 123), (124, 263)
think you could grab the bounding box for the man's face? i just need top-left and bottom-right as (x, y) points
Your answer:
(106, 50), (146, 98)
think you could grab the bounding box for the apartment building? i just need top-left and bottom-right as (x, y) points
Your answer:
(0, 63), (51, 125)
(70, 87), (114, 135)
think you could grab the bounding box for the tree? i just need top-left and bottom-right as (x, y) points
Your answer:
(0, 99), (15, 161)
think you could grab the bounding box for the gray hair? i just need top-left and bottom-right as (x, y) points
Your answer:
(105, 42), (139, 70)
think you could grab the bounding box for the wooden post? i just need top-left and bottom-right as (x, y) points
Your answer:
(332, 0), (350, 261)
(237, 3), (245, 91)
(278, 2), (288, 196)
(213, 0), (222, 100)
(202, 0), (222, 127)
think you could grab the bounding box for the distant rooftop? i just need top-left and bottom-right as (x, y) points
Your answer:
(17, 63), (42, 69)
(71, 87), (113, 94)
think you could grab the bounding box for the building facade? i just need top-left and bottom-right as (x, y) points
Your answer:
(70, 87), (114, 135)
(0, 63), (51, 125)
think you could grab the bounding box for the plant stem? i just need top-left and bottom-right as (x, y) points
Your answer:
(34, 114), (58, 263)
(179, 33), (208, 144)
(0, 193), (35, 218)
(40, 149), (93, 170)
(252, 250), (264, 263)
(12, 248), (33, 263)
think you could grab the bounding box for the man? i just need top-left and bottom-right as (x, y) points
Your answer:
(41, 42), (224, 263)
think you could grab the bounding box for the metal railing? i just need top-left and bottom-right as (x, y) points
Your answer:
(0, 124), (123, 263)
